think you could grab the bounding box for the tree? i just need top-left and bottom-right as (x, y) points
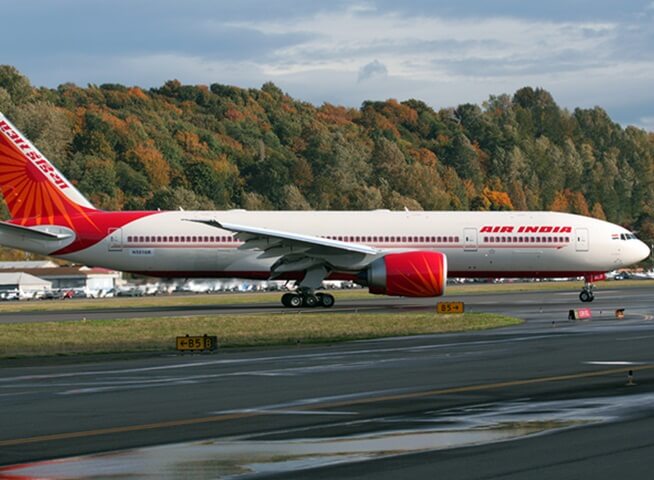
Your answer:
(0, 65), (32, 104)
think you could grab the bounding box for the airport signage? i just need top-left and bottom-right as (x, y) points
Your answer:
(437, 301), (464, 314)
(568, 308), (592, 320)
(176, 334), (218, 352)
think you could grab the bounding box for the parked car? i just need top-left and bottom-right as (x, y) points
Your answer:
(116, 288), (143, 297)
(42, 290), (64, 300)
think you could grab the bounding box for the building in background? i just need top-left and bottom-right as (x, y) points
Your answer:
(0, 260), (58, 270)
(0, 264), (121, 292)
(0, 272), (51, 299)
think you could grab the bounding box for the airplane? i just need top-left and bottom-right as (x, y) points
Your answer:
(0, 112), (650, 308)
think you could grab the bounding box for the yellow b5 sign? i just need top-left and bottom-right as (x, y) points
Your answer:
(437, 301), (464, 314)
(176, 335), (218, 351)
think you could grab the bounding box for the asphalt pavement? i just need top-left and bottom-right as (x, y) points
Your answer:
(1, 285), (654, 479)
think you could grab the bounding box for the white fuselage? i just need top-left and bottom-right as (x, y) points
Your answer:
(2, 210), (646, 280)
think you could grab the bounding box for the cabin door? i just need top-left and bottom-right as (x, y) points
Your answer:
(575, 228), (589, 252)
(108, 228), (123, 252)
(463, 228), (478, 252)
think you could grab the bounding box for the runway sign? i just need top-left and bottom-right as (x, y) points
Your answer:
(176, 335), (218, 352)
(437, 301), (464, 314)
(568, 308), (592, 320)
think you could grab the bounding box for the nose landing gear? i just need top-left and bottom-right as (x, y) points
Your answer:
(579, 288), (594, 303)
(579, 275), (595, 302)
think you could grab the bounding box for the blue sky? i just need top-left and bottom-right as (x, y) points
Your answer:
(5, 0), (654, 130)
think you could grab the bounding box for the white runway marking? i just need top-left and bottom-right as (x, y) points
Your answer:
(585, 361), (646, 365)
(0, 335), (558, 384)
(214, 409), (357, 416)
(617, 334), (654, 341)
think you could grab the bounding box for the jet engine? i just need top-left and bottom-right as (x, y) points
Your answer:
(365, 251), (447, 297)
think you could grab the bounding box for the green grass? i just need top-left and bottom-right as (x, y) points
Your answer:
(0, 312), (521, 358)
(0, 279), (651, 314)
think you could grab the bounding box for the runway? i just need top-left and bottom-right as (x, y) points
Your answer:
(0, 284), (652, 324)
(1, 285), (654, 478)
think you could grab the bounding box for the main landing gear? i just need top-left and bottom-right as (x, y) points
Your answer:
(281, 290), (335, 308)
(579, 276), (595, 303)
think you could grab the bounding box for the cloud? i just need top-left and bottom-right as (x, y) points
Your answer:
(229, 8), (620, 80)
(4, 1), (653, 127)
(358, 60), (388, 82)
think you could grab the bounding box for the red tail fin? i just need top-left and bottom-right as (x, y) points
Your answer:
(0, 112), (96, 227)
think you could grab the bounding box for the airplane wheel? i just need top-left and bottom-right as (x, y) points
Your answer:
(303, 294), (319, 308)
(288, 294), (303, 308)
(281, 293), (295, 307)
(579, 291), (593, 302)
(317, 293), (335, 308)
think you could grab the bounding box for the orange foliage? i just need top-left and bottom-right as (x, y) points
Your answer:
(591, 202), (606, 220)
(382, 99), (418, 125)
(482, 187), (514, 210)
(179, 100), (196, 113)
(73, 107), (86, 135)
(371, 112), (400, 138)
(436, 134), (450, 146)
(471, 142), (489, 167)
(463, 179), (477, 200)
(213, 154), (238, 176)
(549, 191), (569, 212)
(281, 102), (297, 114)
(291, 136), (308, 154)
(411, 148), (438, 167)
(225, 108), (245, 122)
(128, 87), (149, 101)
(215, 132), (244, 152)
(98, 109), (129, 136)
(549, 189), (590, 216)
(568, 190), (590, 216)
(317, 104), (356, 126)
(160, 100), (183, 115)
(133, 141), (170, 188)
(175, 131), (209, 155)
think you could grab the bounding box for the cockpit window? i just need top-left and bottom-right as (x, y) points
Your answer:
(620, 233), (638, 240)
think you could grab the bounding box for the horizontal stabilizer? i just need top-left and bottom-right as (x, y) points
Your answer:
(0, 221), (73, 241)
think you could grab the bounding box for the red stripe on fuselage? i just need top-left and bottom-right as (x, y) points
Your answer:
(10, 210), (160, 255)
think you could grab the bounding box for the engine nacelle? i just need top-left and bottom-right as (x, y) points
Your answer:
(366, 251), (448, 297)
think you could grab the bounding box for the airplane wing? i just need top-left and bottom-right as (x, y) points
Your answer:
(0, 221), (73, 241)
(186, 219), (378, 279)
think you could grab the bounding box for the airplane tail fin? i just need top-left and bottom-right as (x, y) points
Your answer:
(0, 112), (97, 227)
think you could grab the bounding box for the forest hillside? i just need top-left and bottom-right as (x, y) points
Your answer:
(1, 65), (653, 260)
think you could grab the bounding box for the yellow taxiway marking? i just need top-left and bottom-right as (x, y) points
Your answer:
(1, 364), (652, 447)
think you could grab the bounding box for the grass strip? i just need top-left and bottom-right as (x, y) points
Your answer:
(0, 279), (652, 314)
(0, 312), (521, 358)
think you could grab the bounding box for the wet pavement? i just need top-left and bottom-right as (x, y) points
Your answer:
(4, 391), (654, 479)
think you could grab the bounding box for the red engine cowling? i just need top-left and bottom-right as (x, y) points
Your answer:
(367, 251), (448, 297)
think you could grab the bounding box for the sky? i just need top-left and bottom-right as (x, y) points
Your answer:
(4, 0), (654, 130)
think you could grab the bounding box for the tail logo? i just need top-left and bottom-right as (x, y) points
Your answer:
(0, 120), (70, 191)
(0, 114), (97, 229)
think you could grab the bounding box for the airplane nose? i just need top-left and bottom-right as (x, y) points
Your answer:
(636, 240), (651, 263)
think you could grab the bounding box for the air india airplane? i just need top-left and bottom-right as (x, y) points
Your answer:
(0, 112), (650, 307)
